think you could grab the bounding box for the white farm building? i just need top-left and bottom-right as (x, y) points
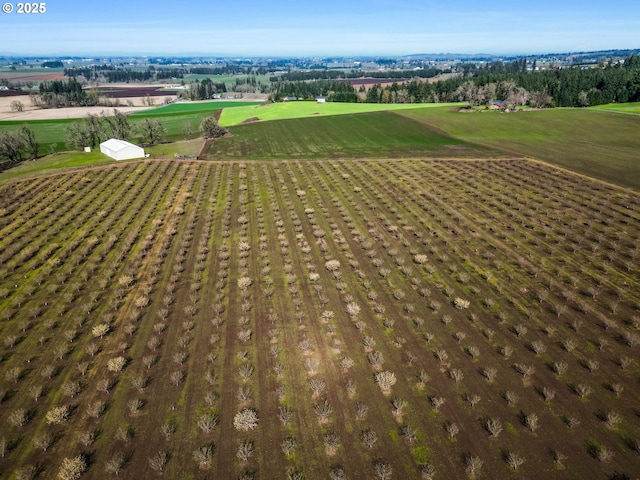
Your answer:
(99, 139), (145, 161)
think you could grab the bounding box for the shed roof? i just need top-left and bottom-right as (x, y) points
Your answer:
(100, 138), (140, 152)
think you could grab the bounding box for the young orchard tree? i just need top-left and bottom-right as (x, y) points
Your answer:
(237, 439), (254, 462)
(361, 429), (378, 449)
(375, 371), (397, 394)
(104, 453), (126, 476)
(193, 444), (214, 469)
(234, 408), (258, 431)
(149, 451), (168, 472)
(57, 455), (87, 480)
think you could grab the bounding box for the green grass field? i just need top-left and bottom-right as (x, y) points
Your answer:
(590, 102), (640, 115)
(396, 107), (640, 190)
(130, 100), (262, 116)
(218, 101), (463, 126)
(206, 110), (499, 160)
(0, 150), (116, 181)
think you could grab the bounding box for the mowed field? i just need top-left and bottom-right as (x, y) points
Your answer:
(205, 111), (501, 160)
(129, 101), (263, 117)
(0, 157), (639, 479)
(218, 101), (462, 126)
(590, 102), (640, 115)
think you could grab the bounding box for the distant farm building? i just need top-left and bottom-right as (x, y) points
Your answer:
(100, 139), (145, 161)
(316, 96), (327, 103)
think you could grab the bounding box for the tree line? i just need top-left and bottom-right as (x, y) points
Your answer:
(272, 80), (359, 102)
(271, 55), (640, 107)
(187, 78), (227, 100)
(65, 66), (185, 83)
(275, 67), (445, 82)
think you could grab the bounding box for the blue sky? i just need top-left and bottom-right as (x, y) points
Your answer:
(1, 0), (639, 56)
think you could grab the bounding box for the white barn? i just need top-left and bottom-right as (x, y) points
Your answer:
(100, 139), (145, 161)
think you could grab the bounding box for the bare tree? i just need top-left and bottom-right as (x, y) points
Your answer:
(361, 429), (378, 449)
(524, 412), (539, 432)
(374, 371), (397, 394)
(506, 451), (526, 470)
(484, 417), (503, 437)
(445, 421), (459, 439)
(237, 439), (254, 462)
(281, 437), (296, 456)
(374, 460), (393, 480)
(234, 409), (258, 431)
(465, 454), (483, 478)
(425, 393), (445, 412)
(33, 431), (54, 451)
(105, 453), (126, 476)
(58, 455), (86, 480)
(314, 399), (333, 423)
(324, 432), (340, 455)
(198, 412), (219, 433)
(193, 444), (213, 469)
(149, 451), (168, 472)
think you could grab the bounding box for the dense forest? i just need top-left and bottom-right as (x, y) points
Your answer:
(33, 77), (94, 108)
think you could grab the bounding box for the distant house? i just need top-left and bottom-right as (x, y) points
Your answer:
(316, 96), (327, 103)
(99, 139), (145, 161)
(489, 100), (508, 110)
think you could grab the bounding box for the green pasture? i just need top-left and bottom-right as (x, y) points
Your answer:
(206, 111), (498, 160)
(590, 102), (640, 115)
(218, 101), (463, 126)
(0, 149), (115, 181)
(396, 107), (640, 190)
(0, 118), (76, 153)
(131, 100), (262, 116)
